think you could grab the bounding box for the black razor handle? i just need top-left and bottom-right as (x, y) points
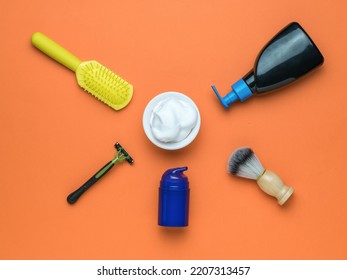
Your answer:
(67, 160), (115, 204)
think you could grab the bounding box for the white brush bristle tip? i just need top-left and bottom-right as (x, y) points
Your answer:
(227, 147), (264, 180)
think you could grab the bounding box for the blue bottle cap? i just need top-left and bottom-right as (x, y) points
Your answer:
(212, 78), (253, 108)
(158, 167), (190, 227)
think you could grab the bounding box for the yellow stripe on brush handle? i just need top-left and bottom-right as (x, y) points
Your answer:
(31, 32), (82, 72)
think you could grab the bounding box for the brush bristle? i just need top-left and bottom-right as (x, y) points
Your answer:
(76, 60), (133, 110)
(227, 147), (264, 180)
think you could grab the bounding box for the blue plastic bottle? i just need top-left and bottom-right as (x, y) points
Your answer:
(158, 167), (190, 227)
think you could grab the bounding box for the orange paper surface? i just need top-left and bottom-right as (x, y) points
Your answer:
(1, 0), (347, 259)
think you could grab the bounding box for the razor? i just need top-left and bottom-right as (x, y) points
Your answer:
(67, 142), (134, 204)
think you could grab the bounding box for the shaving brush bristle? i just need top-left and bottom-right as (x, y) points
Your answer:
(227, 147), (264, 180)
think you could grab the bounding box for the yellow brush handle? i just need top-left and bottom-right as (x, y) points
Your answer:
(31, 32), (82, 72)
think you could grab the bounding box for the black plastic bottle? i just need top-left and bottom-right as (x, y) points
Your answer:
(212, 22), (324, 108)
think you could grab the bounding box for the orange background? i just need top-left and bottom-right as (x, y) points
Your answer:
(1, 0), (347, 260)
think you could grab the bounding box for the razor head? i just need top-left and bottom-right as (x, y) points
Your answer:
(115, 142), (134, 164)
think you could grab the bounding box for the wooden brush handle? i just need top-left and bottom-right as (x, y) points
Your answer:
(31, 32), (81, 72)
(256, 170), (294, 205)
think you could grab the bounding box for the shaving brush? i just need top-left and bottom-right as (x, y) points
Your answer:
(228, 147), (294, 205)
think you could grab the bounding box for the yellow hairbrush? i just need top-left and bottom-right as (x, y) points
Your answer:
(31, 32), (133, 110)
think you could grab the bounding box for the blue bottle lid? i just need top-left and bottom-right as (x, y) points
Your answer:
(158, 167), (190, 227)
(212, 78), (253, 109)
